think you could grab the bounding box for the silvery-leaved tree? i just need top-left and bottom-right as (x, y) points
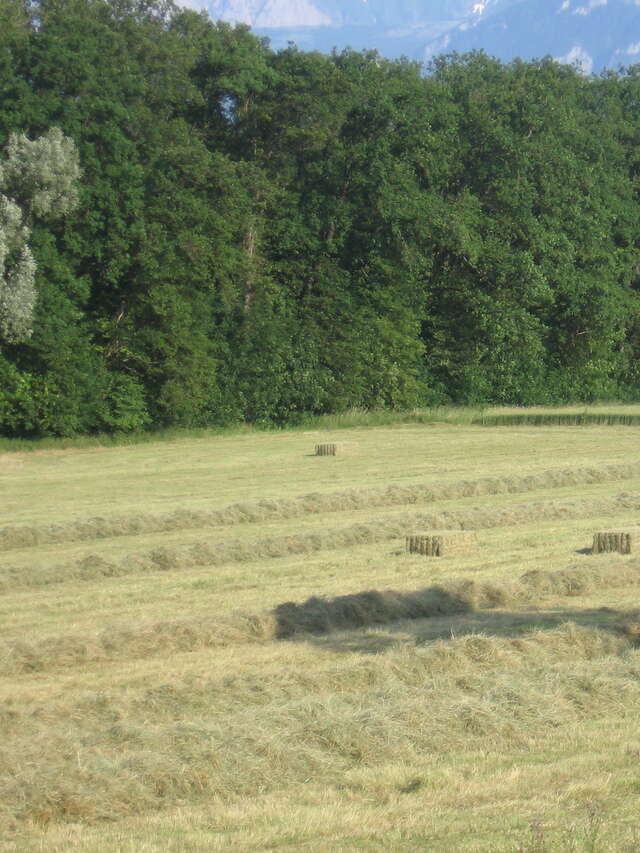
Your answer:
(0, 128), (81, 343)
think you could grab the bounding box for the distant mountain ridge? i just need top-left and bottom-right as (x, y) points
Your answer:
(195, 0), (640, 72)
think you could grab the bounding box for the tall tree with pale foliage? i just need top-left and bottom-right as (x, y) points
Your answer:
(0, 128), (81, 343)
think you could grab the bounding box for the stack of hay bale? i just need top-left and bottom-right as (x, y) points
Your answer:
(406, 531), (478, 557)
(315, 443), (337, 457)
(591, 529), (638, 555)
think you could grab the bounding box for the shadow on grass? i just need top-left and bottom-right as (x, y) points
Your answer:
(273, 584), (474, 640)
(272, 581), (630, 655)
(305, 607), (624, 655)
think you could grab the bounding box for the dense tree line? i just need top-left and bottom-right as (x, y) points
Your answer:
(1, 0), (639, 435)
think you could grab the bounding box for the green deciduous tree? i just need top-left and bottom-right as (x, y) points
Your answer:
(0, 128), (81, 343)
(2, 0), (640, 436)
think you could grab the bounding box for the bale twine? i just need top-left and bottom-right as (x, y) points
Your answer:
(591, 530), (634, 555)
(406, 531), (478, 557)
(315, 444), (337, 457)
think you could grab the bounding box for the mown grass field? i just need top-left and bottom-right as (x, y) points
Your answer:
(3, 410), (640, 851)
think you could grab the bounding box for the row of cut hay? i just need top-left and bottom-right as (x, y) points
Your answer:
(474, 413), (640, 426)
(1, 624), (631, 740)
(274, 559), (640, 638)
(3, 460), (640, 553)
(4, 490), (640, 592)
(3, 558), (639, 675)
(0, 624), (637, 829)
(0, 611), (277, 676)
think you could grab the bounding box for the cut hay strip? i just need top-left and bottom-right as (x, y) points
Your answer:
(1, 627), (636, 832)
(315, 443), (337, 456)
(3, 460), (640, 554)
(475, 413), (640, 427)
(592, 530), (636, 554)
(406, 531), (478, 557)
(5, 492), (640, 592)
(3, 559), (639, 674)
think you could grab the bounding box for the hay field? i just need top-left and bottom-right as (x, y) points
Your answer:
(3, 420), (640, 851)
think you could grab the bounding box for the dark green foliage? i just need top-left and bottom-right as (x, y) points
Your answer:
(1, 1), (640, 435)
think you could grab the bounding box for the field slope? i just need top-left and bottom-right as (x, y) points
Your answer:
(2, 419), (640, 851)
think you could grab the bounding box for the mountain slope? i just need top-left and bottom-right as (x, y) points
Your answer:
(205, 0), (490, 28)
(198, 0), (640, 72)
(427, 0), (640, 72)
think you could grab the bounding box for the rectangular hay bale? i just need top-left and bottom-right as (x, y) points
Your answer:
(592, 530), (634, 554)
(406, 530), (478, 557)
(315, 443), (337, 456)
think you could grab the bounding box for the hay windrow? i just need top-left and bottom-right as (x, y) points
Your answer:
(3, 559), (638, 674)
(475, 412), (640, 427)
(0, 625), (631, 732)
(4, 490), (640, 592)
(0, 611), (277, 676)
(3, 460), (640, 553)
(274, 560), (640, 638)
(0, 624), (637, 829)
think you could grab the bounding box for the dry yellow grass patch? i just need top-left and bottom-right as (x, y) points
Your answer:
(4, 422), (640, 529)
(7, 458), (637, 553)
(4, 417), (640, 850)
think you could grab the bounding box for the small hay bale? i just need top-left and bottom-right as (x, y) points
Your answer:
(591, 530), (634, 555)
(315, 443), (337, 457)
(406, 530), (478, 557)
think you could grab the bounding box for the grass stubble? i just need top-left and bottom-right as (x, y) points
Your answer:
(3, 414), (640, 851)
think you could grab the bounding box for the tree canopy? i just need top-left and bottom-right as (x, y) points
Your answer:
(1, 0), (639, 435)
